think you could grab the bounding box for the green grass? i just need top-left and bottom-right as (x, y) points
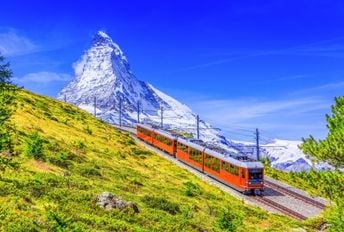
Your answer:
(0, 90), (317, 231)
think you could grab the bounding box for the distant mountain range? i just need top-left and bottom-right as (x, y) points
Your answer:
(58, 31), (329, 172)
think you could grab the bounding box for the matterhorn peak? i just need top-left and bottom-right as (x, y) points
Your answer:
(59, 31), (225, 154)
(93, 31), (114, 45)
(90, 31), (127, 62)
(96, 30), (111, 39)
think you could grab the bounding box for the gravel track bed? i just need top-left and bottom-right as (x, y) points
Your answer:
(265, 176), (329, 206)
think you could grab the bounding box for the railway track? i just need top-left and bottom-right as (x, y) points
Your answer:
(252, 196), (308, 221)
(264, 180), (326, 209)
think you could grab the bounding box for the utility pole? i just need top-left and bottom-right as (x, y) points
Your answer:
(160, 106), (164, 129)
(196, 115), (200, 139)
(119, 97), (122, 127)
(255, 128), (260, 161)
(137, 100), (140, 124)
(94, 96), (97, 117)
(64, 94), (67, 103)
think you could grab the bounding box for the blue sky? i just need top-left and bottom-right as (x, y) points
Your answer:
(1, 0), (344, 141)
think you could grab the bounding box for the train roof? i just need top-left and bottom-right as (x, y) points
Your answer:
(137, 124), (264, 169)
(137, 124), (154, 131)
(178, 137), (263, 169)
(177, 137), (206, 152)
(154, 128), (176, 140)
(204, 148), (264, 169)
(137, 124), (175, 140)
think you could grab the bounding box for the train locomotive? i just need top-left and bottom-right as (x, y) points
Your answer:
(137, 124), (264, 195)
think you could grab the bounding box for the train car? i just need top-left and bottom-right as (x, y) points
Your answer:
(136, 124), (154, 144)
(176, 139), (264, 194)
(203, 149), (264, 194)
(152, 129), (176, 156)
(246, 166), (264, 194)
(176, 138), (205, 172)
(137, 124), (176, 156)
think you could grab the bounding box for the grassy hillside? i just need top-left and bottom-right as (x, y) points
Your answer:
(0, 90), (315, 231)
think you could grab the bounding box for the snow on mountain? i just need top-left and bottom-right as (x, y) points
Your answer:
(58, 31), (325, 172)
(260, 139), (313, 172)
(260, 139), (333, 172)
(57, 31), (225, 145)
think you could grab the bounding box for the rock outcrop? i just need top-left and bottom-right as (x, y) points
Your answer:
(96, 192), (139, 213)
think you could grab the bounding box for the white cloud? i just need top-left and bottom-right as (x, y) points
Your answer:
(15, 71), (72, 84)
(73, 54), (87, 76)
(289, 81), (344, 98)
(0, 29), (38, 56)
(188, 94), (331, 140)
(192, 98), (328, 124)
(169, 35), (344, 73)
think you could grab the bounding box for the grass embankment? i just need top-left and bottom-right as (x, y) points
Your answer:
(0, 90), (314, 231)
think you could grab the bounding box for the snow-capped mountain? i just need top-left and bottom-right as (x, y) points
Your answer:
(260, 139), (331, 172)
(229, 138), (331, 171)
(58, 31), (226, 145)
(261, 140), (311, 171)
(58, 31), (324, 172)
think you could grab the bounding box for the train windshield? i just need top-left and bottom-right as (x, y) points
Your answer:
(249, 169), (263, 180)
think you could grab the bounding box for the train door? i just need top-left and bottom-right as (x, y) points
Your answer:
(240, 168), (246, 187)
(173, 140), (177, 158)
(201, 149), (205, 173)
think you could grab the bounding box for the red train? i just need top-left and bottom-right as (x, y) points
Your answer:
(137, 124), (264, 195)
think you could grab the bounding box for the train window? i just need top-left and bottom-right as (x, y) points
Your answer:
(233, 165), (239, 176)
(204, 154), (220, 172)
(177, 142), (188, 153)
(189, 147), (202, 163)
(222, 162), (239, 176)
(223, 162), (230, 173)
(249, 169), (263, 179)
(138, 127), (151, 136)
(155, 134), (172, 146)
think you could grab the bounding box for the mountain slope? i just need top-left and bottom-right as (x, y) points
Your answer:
(0, 89), (310, 231)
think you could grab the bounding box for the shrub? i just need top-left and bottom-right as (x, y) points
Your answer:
(184, 181), (201, 197)
(6, 217), (39, 232)
(327, 199), (344, 232)
(77, 164), (102, 177)
(84, 126), (92, 135)
(125, 137), (135, 146)
(77, 141), (86, 150)
(24, 131), (45, 160)
(131, 148), (152, 157)
(49, 151), (72, 169)
(142, 195), (180, 215)
(217, 207), (243, 232)
(27, 179), (46, 198)
(0, 156), (19, 173)
(46, 211), (86, 231)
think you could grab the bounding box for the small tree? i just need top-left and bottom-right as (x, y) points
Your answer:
(24, 131), (45, 160)
(300, 97), (344, 169)
(0, 54), (17, 153)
